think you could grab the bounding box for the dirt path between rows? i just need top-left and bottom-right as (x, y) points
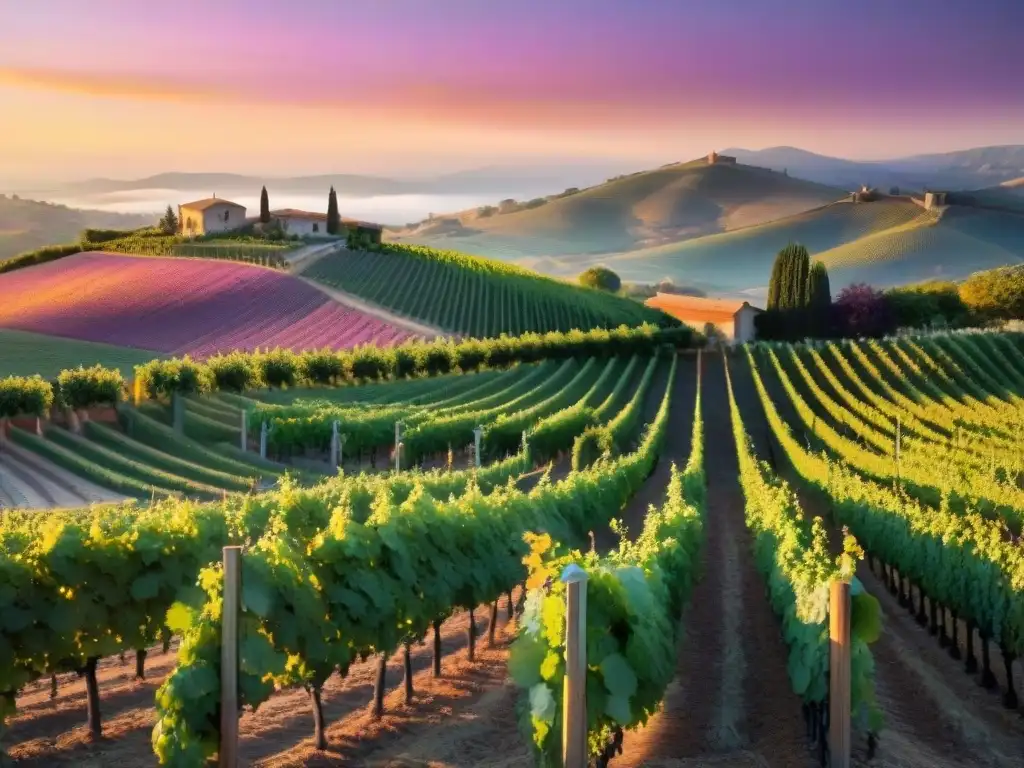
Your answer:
(591, 353), (695, 553)
(733, 351), (1024, 768)
(616, 351), (813, 767)
(5, 597), (515, 766)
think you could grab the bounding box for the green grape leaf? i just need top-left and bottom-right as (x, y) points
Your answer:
(599, 653), (638, 699)
(604, 692), (632, 725)
(508, 635), (547, 688)
(239, 632), (285, 678)
(789, 654), (812, 696)
(529, 682), (557, 724)
(852, 593), (882, 644)
(0, 605), (34, 633)
(171, 664), (218, 702)
(241, 572), (274, 618)
(131, 572), (163, 601)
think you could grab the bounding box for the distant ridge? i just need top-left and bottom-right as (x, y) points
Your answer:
(389, 156), (847, 259)
(721, 145), (1024, 191)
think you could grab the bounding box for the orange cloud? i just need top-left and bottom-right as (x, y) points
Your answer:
(0, 67), (240, 103)
(0, 65), (715, 133)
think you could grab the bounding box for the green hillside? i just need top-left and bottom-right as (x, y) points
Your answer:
(0, 195), (153, 262)
(817, 205), (1024, 286)
(304, 242), (675, 337)
(552, 199), (927, 292)
(948, 178), (1024, 214)
(388, 159), (846, 260)
(0, 328), (163, 377)
(532, 198), (1024, 297)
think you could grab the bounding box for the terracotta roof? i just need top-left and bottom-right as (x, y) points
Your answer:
(645, 293), (762, 318)
(270, 210), (383, 230)
(272, 208), (327, 222)
(180, 197), (245, 211)
(341, 217), (382, 230)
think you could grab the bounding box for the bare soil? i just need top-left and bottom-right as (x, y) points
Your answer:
(732, 351), (1024, 768)
(8, 349), (1020, 768)
(616, 351), (814, 767)
(4, 597), (518, 766)
(591, 353), (694, 553)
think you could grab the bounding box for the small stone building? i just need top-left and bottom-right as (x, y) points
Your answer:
(271, 209), (330, 236)
(923, 191), (948, 209)
(644, 294), (762, 343)
(178, 196), (246, 236)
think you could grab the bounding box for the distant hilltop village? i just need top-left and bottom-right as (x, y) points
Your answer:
(706, 150), (737, 165)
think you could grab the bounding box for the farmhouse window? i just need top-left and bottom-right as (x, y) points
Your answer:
(313, 223), (319, 233)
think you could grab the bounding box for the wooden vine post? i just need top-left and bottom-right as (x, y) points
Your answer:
(473, 425), (483, 468)
(258, 421), (270, 456)
(561, 563), (588, 768)
(172, 392), (186, 434)
(829, 579), (852, 768)
(329, 420), (340, 468)
(240, 410), (248, 452)
(394, 421), (404, 472)
(894, 416), (901, 480)
(220, 546), (242, 767)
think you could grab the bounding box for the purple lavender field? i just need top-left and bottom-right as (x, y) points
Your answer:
(0, 252), (415, 356)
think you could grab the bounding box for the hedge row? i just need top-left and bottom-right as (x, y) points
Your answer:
(0, 243), (84, 275)
(0, 367), (120, 419)
(0, 324), (696, 420)
(136, 324), (695, 399)
(0, 376), (54, 419)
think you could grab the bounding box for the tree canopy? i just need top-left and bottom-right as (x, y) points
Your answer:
(767, 243), (812, 311)
(959, 265), (1024, 321)
(579, 266), (622, 293)
(158, 205), (178, 235)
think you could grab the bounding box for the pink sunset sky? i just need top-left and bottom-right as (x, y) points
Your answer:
(0, 0), (1021, 183)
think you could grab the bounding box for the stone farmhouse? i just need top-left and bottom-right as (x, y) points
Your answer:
(269, 208), (384, 243)
(645, 294), (762, 343)
(177, 195), (383, 243)
(270, 209), (328, 236)
(178, 196), (246, 236)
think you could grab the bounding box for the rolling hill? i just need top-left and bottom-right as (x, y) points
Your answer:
(0, 252), (415, 356)
(948, 178), (1024, 214)
(555, 198), (1024, 299)
(0, 195), (154, 262)
(721, 144), (1024, 191)
(389, 154), (1024, 302)
(388, 158), (847, 259)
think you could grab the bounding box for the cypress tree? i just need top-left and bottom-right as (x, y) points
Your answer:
(767, 247), (791, 310)
(259, 186), (270, 223)
(789, 245), (811, 309)
(808, 260), (832, 336)
(326, 187), (340, 235)
(780, 247), (795, 308)
(767, 254), (784, 310)
(771, 243), (811, 310)
(808, 260), (831, 309)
